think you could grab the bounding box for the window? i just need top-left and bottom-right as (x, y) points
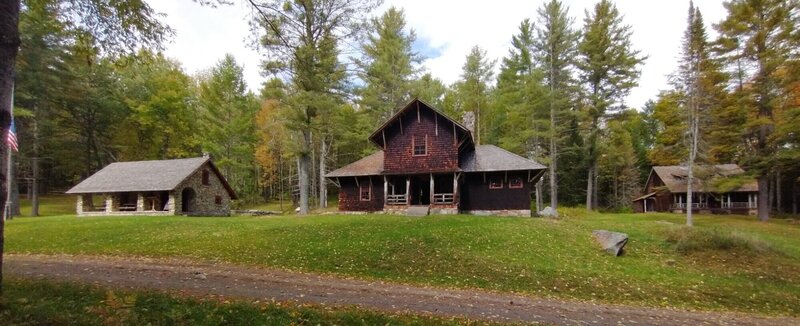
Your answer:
(509, 177), (524, 189)
(360, 183), (371, 201)
(412, 134), (427, 156)
(489, 177), (503, 189)
(214, 195), (222, 205)
(202, 170), (210, 185)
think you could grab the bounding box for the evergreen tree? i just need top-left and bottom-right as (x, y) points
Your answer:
(252, 0), (376, 214)
(358, 7), (420, 123)
(716, 0), (800, 221)
(577, 0), (645, 211)
(409, 73), (447, 108)
(649, 91), (688, 165)
(457, 46), (496, 145)
(197, 54), (259, 199)
(533, 0), (579, 215)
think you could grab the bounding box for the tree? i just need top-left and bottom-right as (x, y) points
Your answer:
(357, 6), (420, 124)
(197, 54), (259, 199)
(716, 0), (800, 221)
(409, 73), (447, 108)
(458, 46), (496, 145)
(649, 91), (688, 165)
(1, 0), (172, 295)
(577, 0), (645, 211)
(114, 50), (197, 161)
(250, 0), (378, 214)
(533, 0), (579, 216)
(672, 2), (728, 226)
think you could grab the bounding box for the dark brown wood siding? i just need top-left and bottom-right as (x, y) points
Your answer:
(338, 176), (384, 212)
(460, 172), (531, 211)
(382, 107), (459, 174)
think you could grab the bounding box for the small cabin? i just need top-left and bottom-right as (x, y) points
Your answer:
(633, 164), (758, 215)
(325, 99), (547, 216)
(66, 157), (237, 216)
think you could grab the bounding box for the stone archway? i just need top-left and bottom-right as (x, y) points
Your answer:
(181, 188), (196, 214)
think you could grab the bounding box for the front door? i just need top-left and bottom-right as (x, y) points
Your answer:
(409, 175), (430, 205)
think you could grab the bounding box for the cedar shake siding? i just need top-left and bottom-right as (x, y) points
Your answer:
(633, 164), (758, 214)
(381, 106), (460, 174)
(460, 172), (532, 211)
(326, 98), (547, 216)
(338, 176), (384, 211)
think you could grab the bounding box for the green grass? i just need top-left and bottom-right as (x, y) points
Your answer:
(0, 279), (485, 325)
(18, 194), (75, 217)
(5, 206), (800, 316)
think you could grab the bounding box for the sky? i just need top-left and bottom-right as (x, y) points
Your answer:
(149, 0), (728, 109)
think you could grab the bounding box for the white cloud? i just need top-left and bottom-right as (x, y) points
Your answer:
(150, 0), (728, 108)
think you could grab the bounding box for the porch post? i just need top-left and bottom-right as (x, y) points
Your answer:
(430, 174), (435, 204)
(453, 172), (459, 205)
(136, 193), (145, 212)
(406, 177), (411, 205)
(105, 194), (115, 213)
(679, 194), (683, 207)
(383, 176), (388, 205)
(729, 194), (732, 208)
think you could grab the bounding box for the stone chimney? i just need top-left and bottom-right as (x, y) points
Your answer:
(462, 111), (476, 135)
(202, 152), (210, 159)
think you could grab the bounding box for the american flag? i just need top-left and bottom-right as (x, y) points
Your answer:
(6, 119), (18, 152)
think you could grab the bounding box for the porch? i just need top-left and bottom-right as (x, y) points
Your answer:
(383, 173), (461, 212)
(77, 191), (175, 216)
(669, 192), (757, 214)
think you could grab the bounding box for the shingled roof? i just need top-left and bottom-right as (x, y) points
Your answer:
(461, 145), (546, 172)
(325, 151), (384, 177)
(650, 164), (758, 193)
(66, 157), (237, 199)
(327, 145), (546, 178)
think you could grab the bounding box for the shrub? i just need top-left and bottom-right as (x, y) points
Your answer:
(664, 226), (772, 254)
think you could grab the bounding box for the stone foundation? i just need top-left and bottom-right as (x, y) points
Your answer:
(464, 209), (531, 217)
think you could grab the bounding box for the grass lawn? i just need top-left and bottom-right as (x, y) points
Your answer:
(0, 279), (485, 325)
(4, 205), (800, 316)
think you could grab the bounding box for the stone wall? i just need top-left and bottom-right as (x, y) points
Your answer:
(174, 163), (232, 216)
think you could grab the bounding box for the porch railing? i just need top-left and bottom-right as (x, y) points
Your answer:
(433, 193), (454, 204)
(387, 194), (407, 205)
(722, 202), (756, 208)
(670, 203), (708, 209)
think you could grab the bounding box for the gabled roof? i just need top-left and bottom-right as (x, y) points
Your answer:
(461, 145), (546, 172)
(650, 164), (758, 193)
(325, 151), (384, 178)
(368, 98), (473, 149)
(66, 157), (237, 199)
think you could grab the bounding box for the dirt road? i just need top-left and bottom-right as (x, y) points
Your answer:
(4, 254), (795, 325)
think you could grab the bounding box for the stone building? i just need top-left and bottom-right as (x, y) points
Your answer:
(66, 157), (237, 216)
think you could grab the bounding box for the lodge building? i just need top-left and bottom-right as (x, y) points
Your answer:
(325, 99), (547, 216)
(633, 164), (759, 215)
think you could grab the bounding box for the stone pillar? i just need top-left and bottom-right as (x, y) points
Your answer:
(76, 196), (84, 215)
(137, 193), (145, 211)
(170, 191), (180, 214)
(105, 194), (118, 213)
(453, 173), (459, 206)
(406, 177), (411, 205)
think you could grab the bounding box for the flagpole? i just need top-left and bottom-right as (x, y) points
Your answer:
(4, 82), (13, 221)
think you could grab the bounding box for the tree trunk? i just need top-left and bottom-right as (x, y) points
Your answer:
(549, 83), (558, 216)
(757, 175), (769, 221)
(592, 163), (599, 209)
(585, 164), (594, 211)
(0, 0), (21, 296)
(776, 170), (782, 214)
(319, 138), (327, 209)
(297, 130), (311, 215)
(535, 179), (543, 213)
(792, 180), (797, 215)
(31, 118), (39, 216)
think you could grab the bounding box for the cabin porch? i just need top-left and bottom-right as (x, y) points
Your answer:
(382, 173), (461, 214)
(76, 191), (175, 216)
(669, 192), (758, 215)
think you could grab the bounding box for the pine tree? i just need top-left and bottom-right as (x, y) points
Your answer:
(458, 46), (496, 145)
(577, 0), (645, 211)
(533, 0), (579, 215)
(649, 91), (687, 165)
(358, 7), (420, 124)
(251, 0), (377, 214)
(716, 0), (800, 221)
(197, 54), (259, 198)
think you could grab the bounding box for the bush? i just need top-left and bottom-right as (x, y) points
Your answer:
(664, 226), (772, 254)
